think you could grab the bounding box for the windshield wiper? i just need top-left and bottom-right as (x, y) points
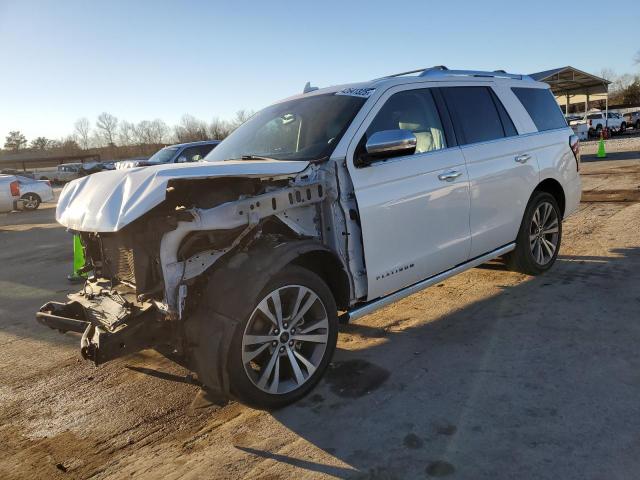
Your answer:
(240, 155), (277, 161)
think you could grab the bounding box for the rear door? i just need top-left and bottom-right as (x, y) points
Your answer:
(440, 85), (540, 257)
(347, 86), (471, 300)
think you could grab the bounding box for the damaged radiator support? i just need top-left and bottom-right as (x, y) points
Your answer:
(160, 182), (325, 318)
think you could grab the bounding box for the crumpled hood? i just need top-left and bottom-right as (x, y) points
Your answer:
(57, 159), (310, 232)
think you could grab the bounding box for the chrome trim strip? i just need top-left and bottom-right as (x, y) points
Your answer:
(343, 243), (516, 322)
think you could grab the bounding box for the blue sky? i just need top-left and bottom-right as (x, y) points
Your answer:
(1, 0), (638, 142)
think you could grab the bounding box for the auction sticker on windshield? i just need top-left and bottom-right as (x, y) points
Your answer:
(335, 87), (375, 98)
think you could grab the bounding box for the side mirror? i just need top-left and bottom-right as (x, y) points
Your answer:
(361, 129), (417, 165)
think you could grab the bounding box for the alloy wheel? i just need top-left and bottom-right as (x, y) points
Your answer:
(529, 201), (559, 265)
(241, 285), (329, 395)
(23, 194), (39, 210)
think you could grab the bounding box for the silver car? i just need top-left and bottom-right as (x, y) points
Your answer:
(0, 175), (22, 212)
(16, 176), (54, 210)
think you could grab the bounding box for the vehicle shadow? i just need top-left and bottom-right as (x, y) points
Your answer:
(253, 247), (640, 479)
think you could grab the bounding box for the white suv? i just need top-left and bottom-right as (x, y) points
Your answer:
(38, 66), (581, 408)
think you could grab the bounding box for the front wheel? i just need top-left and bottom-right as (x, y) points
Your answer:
(507, 192), (562, 275)
(21, 193), (41, 210)
(230, 266), (338, 408)
(190, 264), (339, 409)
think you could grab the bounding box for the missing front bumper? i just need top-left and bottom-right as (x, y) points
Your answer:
(36, 297), (174, 365)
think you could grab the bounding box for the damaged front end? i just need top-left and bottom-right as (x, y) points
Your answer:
(36, 161), (339, 366)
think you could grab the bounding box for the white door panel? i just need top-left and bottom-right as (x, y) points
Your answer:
(462, 136), (539, 257)
(353, 148), (471, 300)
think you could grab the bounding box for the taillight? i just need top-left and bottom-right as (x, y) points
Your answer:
(10, 181), (20, 197)
(569, 134), (580, 171)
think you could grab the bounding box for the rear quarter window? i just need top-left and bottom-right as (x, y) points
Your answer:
(512, 87), (567, 132)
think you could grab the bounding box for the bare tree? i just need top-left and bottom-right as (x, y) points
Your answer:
(118, 120), (136, 146)
(209, 117), (232, 140)
(231, 109), (254, 129)
(149, 119), (168, 144)
(74, 117), (91, 149)
(58, 136), (80, 153)
(600, 68), (616, 82)
(611, 73), (635, 93)
(96, 112), (119, 146)
(4, 131), (27, 151)
(174, 114), (209, 143)
(30, 136), (51, 150)
(134, 120), (153, 144)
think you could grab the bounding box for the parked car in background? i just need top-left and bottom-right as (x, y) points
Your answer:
(623, 111), (640, 130)
(0, 175), (22, 212)
(40, 66), (581, 408)
(16, 176), (54, 210)
(0, 168), (35, 179)
(34, 163), (86, 184)
(586, 111), (626, 136)
(116, 140), (221, 169)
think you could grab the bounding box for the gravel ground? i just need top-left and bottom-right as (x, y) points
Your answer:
(1, 159), (640, 479)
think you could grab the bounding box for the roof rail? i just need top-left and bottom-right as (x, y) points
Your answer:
(377, 66), (533, 81)
(420, 69), (533, 81)
(378, 65), (449, 79)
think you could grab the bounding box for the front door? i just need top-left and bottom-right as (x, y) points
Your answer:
(347, 86), (471, 300)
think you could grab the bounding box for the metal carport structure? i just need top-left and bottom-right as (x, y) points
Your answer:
(530, 66), (611, 116)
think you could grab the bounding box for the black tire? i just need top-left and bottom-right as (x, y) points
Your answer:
(191, 264), (338, 409)
(620, 122), (626, 134)
(21, 193), (41, 210)
(635, 120), (640, 130)
(507, 191), (562, 275)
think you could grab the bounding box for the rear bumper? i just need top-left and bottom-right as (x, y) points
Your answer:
(36, 294), (174, 364)
(564, 174), (582, 219)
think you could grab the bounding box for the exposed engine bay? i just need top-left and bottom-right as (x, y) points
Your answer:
(37, 161), (367, 371)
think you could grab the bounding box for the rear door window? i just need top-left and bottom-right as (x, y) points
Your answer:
(512, 87), (567, 132)
(440, 87), (511, 145)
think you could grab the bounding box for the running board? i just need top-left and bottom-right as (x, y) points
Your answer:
(341, 243), (516, 323)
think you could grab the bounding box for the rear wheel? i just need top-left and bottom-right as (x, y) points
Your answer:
(21, 193), (41, 210)
(635, 120), (640, 130)
(507, 191), (562, 275)
(202, 265), (338, 409)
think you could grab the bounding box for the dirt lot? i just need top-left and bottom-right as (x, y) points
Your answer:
(1, 157), (640, 480)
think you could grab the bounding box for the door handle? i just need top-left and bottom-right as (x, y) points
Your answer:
(515, 153), (531, 164)
(438, 170), (463, 182)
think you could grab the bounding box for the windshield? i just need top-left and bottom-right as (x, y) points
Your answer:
(147, 147), (179, 164)
(206, 93), (366, 162)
